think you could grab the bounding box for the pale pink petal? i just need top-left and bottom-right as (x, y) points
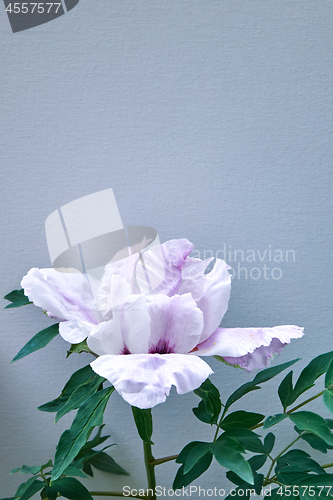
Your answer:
(147, 294), (203, 354)
(87, 320), (126, 356)
(181, 259), (231, 343)
(97, 274), (132, 317)
(90, 353), (213, 409)
(140, 239), (194, 296)
(87, 295), (151, 356)
(222, 338), (287, 371)
(193, 325), (304, 357)
(59, 320), (96, 344)
(98, 253), (141, 305)
(21, 268), (100, 324)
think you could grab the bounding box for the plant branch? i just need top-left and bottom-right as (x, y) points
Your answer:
(264, 434), (302, 485)
(286, 391), (325, 414)
(151, 454), (178, 466)
(90, 492), (149, 499)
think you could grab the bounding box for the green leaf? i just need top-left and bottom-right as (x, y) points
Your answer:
(11, 324), (59, 363)
(323, 389), (333, 414)
(325, 359), (333, 388)
(192, 400), (213, 424)
(222, 428), (266, 454)
(288, 352), (333, 406)
(16, 477), (44, 500)
(194, 379), (221, 424)
(278, 371), (294, 410)
(131, 407), (153, 444)
(183, 442), (212, 474)
(248, 455), (267, 472)
(76, 426), (110, 458)
(20, 465), (41, 475)
(276, 449), (324, 475)
(10, 467), (21, 474)
(173, 453), (212, 490)
(51, 386), (114, 481)
(48, 477), (93, 500)
(66, 340), (95, 357)
(289, 411), (333, 445)
(264, 433), (275, 454)
(298, 429), (333, 454)
(299, 474), (333, 486)
(38, 365), (97, 413)
(55, 374), (105, 422)
(225, 359), (300, 411)
(213, 437), (254, 484)
(62, 462), (87, 478)
(88, 452), (129, 475)
(263, 414), (288, 429)
(82, 462), (93, 477)
(220, 411), (264, 430)
(4, 289), (32, 308)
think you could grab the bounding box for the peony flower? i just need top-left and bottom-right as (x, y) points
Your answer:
(21, 238), (303, 409)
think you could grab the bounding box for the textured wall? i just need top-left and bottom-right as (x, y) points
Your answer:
(1, 1), (332, 497)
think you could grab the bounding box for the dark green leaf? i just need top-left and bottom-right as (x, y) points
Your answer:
(289, 412), (333, 445)
(131, 407), (153, 444)
(49, 477), (93, 500)
(278, 371), (294, 410)
(276, 449), (324, 475)
(77, 426), (110, 458)
(225, 359), (300, 411)
(226, 471), (263, 495)
(173, 453), (212, 490)
(264, 433), (275, 454)
(183, 442), (212, 474)
(222, 428), (266, 454)
(89, 451), (129, 475)
(51, 386), (114, 481)
(225, 487), (252, 500)
(4, 289), (32, 308)
(298, 429), (333, 454)
(20, 465), (41, 475)
(299, 474), (333, 486)
(288, 352), (333, 406)
(194, 379), (221, 424)
(220, 411), (264, 430)
(82, 462), (93, 477)
(43, 485), (58, 500)
(55, 374), (105, 422)
(213, 437), (254, 484)
(11, 324), (59, 363)
(248, 455), (267, 472)
(264, 414), (288, 429)
(16, 478), (44, 500)
(38, 365), (97, 413)
(62, 462), (87, 478)
(325, 359), (333, 388)
(192, 400), (213, 424)
(323, 390), (333, 414)
(66, 340), (95, 357)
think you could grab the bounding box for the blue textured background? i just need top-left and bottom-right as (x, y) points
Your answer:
(0, 1), (332, 497)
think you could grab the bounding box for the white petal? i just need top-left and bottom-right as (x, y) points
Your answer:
(148, 294), (203, 354)
(59, 320), (96, 344)
(21, 268), (99, 324)
(87, 295), (151, 355)
(90, 353), (213, 409)
(97, 274), (132, 316)
(178, 258), (231, 343)
(193, 325), (304, 357)
(87, 320), (125, 356)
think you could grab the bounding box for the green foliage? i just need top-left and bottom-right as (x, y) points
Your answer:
(264, 413), (288, 429)
(66, 340), (95, 357)
(225, 359), (300, 411)
(173, 443), (213, 490)
(51, 386), (114, 481)
(4, 289), (31, 308)
(289, 411), (333, 445)
(220, 410), (265, 430)
(11, 324), (59, 362)
(131, 407), (153, 444)
(193, 379), (222, 424)
(44, 477), (93, 500)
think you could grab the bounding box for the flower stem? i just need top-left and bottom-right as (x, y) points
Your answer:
(285, 390), (325, 414)
(143, 441), (157, 499)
